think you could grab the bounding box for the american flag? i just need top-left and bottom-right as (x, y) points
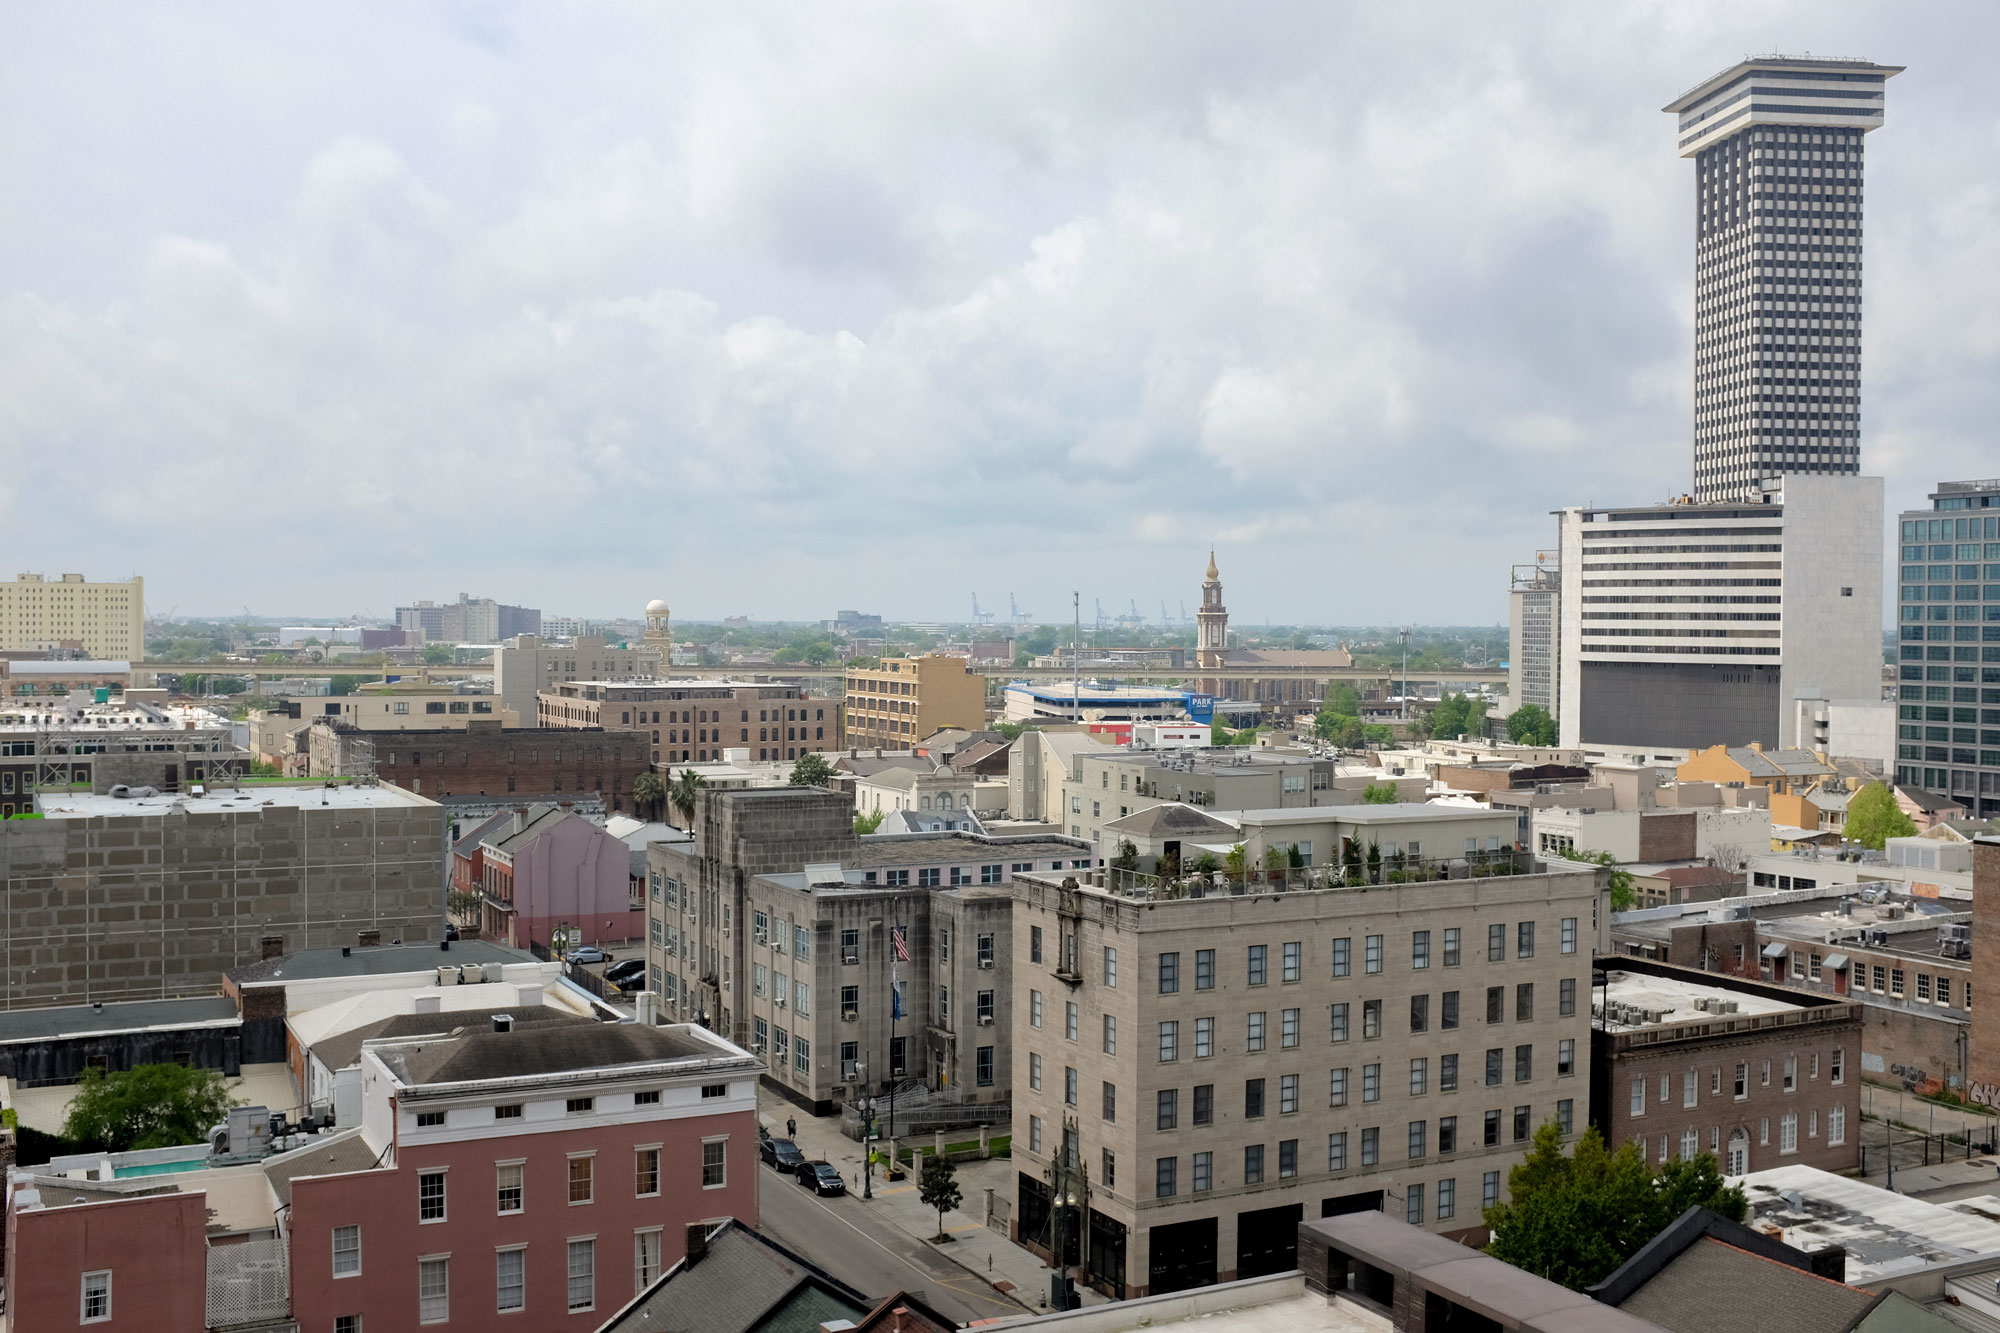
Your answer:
(891, 923), (911, 963)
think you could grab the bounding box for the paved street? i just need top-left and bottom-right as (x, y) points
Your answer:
(756, 1155), (1031, 1326)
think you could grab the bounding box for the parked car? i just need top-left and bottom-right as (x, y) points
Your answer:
(568, 946), (612, 965)
(761, 1138), (806, 1170)
(796, 1160), (846, 1195)
(605, 958), (646, 982)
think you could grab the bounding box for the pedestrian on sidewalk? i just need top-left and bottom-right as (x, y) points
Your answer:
(787, 1116), (797, 1139)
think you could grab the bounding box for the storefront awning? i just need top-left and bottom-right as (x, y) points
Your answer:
(1823, 954), (1850, 971)
(1761, 942), (1788, 959)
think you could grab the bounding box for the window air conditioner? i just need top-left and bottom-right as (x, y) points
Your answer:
(978, 959), (994, 969)
(775, 993), (787, 1007)
(978, 1015), (994, 1026)
(843, 1008), (858, 1021)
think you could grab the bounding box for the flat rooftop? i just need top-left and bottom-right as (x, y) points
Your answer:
(983, 1274), (1379, 1333)
(1740, 1165), (2000, 1283)
(375, 1021), (741, 1088)
(34, 783), (436, 818)
(1224, 803), (1517, 825)
(0, 996), (238, 1044)
(1598, 969), (1803, 1032)
(230, 940), (535, 986)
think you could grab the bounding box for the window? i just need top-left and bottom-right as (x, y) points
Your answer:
(1331, 937), (1350, 977)
(1030, 1053), (1043, 1091)
(1681, 1129), (1699, 1161)
(1362, 1063), (1380, 1104)
(1783, 1056), (1797, 1093)
(419, 1171), (446, 1222)
(1488, 923), (1506, 962)
(568, 1238), (595, 1312)
(1780, 1112), (1799, 1154)
(1631, 1078), (1646, 1116)
(1513, 1105), (1530, 1142)
(1410, 1057), (1428, 1096)
(1440, 1053), (1458, 1093)
(1516, 983), (1534, 1022)
(1410, 994), (1429, 1035)
(419, 1257), (449, 1324)
(1030, 1116), (1044, 1153)
(1364, 935), (1383, 974)
(496, 1160), (524, 1214)
(1486, 986), (1504, 1024)
(1195, 1016), (1214, 1058)
(1831, 1048), (1844, 1085)
(635, 1147), (660, 1197)
(1245, 1078), (1266, 1118)
(1103, 947), (1117, 986)
(1103, 1081), (1116, 1122)
(1196, 949), (1215, 989)
(1441, 990), (1459, 1030)
(1443, 928), (1461, 967)
(416, 1111), (445, 1128)
(497, 1247), (526, 1312)
(1158, 952), (1179, 993)
(1282, 941), (1302, 982)
(1248, 944), (1268, 986)
(1156, 1157), (1178, 1197)
(1559, 978), (1576, 1017)
(1193, 1084), (1213, 1125)
(977, 1046), (995, 1086)
(1103, 1015), (1118, 1055)
(1486, 1048), (1503, 1087)
(1438, 1177), (1456, 1220)
(332, 1224), (362, 1277)
(1281, 1073), (1300, 1114)
(569, 1154), (595, 1204)
(1829, 1104), (1847, 1146)
(1331, 1002), (1349, 1043)
(1282, 1007), (1301, 1048)
(1363, 999), (1382, 1040)
(1561, 917), (1577, 954)
(1330, 1067), (1349, 1107)
(1066, 1001), (1079, 1041)
(1329, 1132), (1348, 1171)
(1515, 1045), (1532, 1083)
(1031, 926), (1044, 964)
(1557, 1099), (1574, 1135)
(1156, 1087), (1179, 1130)
(634, 1230), (663, 1296)
(702, 1139), (727, 1187)
(1684, 1070), (1698, 1109)
(1412, 930), (1430, 970)
(1361, 1128), (1379, 1167)
(842, 927), (860, 963)
(1065, 1066), (1079, 1107)
(1279, 1138), (1299, 1178)
(1247, 1011), (1267, 1052)
(1159, 1021), (1179, 1062)
(1439, 1115), (1457, 1153)
(1194, 1151), (1213, 1191)
(568, 1097), (594, 1114)
(1483, 1170), (1501, 1211)
(1244, 1144), (1265, 1183)
(1030, 989), (1043, 1027)
(1406, 1180), (1426, 1224)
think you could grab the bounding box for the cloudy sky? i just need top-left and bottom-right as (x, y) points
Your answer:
(3, 3), (1995, 626)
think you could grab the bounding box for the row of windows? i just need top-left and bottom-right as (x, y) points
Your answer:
(1636, 1106), (1844, 1166)
(333, 1232), (668, 1327)
(407, 1144), (707, 1225)
(1154, 922), (1579, 993)
(1629, 1051), (1842, 1114)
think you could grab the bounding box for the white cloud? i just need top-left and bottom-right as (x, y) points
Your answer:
(0, 2), (1995, 621)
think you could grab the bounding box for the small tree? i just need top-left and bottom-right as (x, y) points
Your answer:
(447, 889), (483, 925)
(63, 1064), (238, 1153)
(1112, 839), (1140, 873)
(1362, 781), (1398, 805)
(854, 808), (885, 834)
(1845, 781), (1917, 850)
(788, 753), (835, 788)
(631, 769), (664, 821)
(1365, 841), (1382, 884)
(668, 769), (708, 828)
(919, 1152), (963, 1241)
(1192, 851), (1220, 877)
(1224, 843), (1248, 884)
(1575, 849), (1636, 911)
(1262, 844), (1288, 882)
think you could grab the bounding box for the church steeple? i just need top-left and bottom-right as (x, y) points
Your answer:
(1196, 551), (1228, 697)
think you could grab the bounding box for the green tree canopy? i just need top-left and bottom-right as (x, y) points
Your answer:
(632, 769), (665, 820)
(1362, 781), (1399, 805)
(63, 1064), (238, 1153)
(1314, 709), (1364, 749)
(1361, 723), (1396, 746)
(669, 769), (708, 827)
(854, 808), (885, 834)
(1327, 682), (1362, 716)
(1844, 781), (1916, 850)
(1507, 704), (1558, 746)
(918, 1152), (963, 1241)
(788, 753), (835, 788)
(1484, 1122), (1746, 1291)
(1575, 848), (1636, 911)
(1426, 693), (1488, 741)
(422, 644), (454, 664)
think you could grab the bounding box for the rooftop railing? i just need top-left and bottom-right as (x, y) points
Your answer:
(1077, 849), (1547, 902)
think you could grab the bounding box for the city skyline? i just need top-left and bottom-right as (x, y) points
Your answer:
(5, 5), (1999, 622)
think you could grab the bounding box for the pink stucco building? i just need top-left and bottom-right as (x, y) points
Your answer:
(459, 805), (642, 951)
(6, 1015), (759, 1332)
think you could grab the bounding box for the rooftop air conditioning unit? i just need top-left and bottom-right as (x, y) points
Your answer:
(437, 966), (460, 987)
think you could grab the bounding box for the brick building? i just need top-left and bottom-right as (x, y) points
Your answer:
(1588, 957), (1862, 1179)
(307, 718), (653, 813)
(844, 655), (988, 748)
(1966, 836), (2000, 1104)
(538, 678), (838, 765)
(1, 784), (443, 1009)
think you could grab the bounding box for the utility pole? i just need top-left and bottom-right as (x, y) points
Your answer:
(1399, 627), (1411, 721)
(1072, 593), (1081, 723)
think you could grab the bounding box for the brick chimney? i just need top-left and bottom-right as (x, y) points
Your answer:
(684, 1222), (709, 1266)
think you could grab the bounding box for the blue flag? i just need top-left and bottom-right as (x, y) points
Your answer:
(892, 979), (904, 1020)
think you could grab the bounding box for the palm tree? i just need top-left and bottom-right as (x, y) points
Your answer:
(668, 769), (707, 828)
(632, 770), (665, 821)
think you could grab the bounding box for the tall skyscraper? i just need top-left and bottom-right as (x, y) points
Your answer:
(1665, 57), (1901, 501)
(1895, 480), (2000, 818)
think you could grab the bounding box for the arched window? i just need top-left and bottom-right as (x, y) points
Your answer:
(938, 793), (954, 811)
(920, 796), (933, 811)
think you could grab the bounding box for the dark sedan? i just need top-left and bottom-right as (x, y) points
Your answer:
(796, 1160), (846, 1195)
(605, 958), (647, 983)
(760, 1138), (806, 1170)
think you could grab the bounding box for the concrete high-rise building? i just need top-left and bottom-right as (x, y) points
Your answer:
(0, 572), (143, 660)
(1556, 475), (1882, 757)
(1894, 480), (2000, 818)
(1506, 555), (1560, 716)
(1664, 57), (1901, 502)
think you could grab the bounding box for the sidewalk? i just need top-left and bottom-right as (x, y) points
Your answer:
(762, 1092), (1110, 1312)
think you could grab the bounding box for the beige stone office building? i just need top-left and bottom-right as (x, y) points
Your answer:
(492, 634), (663, 724)
(844, 655), (988, 748)
(0, 573), (144, 660)
(1007, 856), (1602, 1298)
(539, 679), (833, 765)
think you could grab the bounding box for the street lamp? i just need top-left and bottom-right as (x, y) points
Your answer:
(858, 1076), (877, 1200)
